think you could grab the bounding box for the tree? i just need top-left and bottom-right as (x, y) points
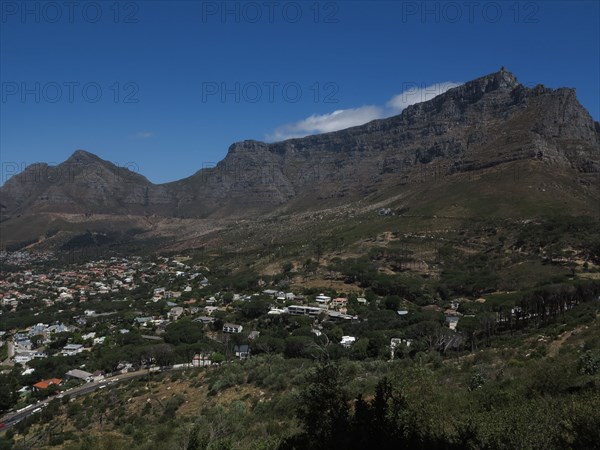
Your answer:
(251, 336), (284, 372)
(0, 373), (19, 412)
(210, 352), (225, 364)
(165, 320), (204, 345)
(294, 362), (350, 449)
(284, 336), (313, 358)
(384, 295), (401, 311)
(222, 292), (234, 305)
(240, 299), (269, 319)
(350, 338), (369, 360)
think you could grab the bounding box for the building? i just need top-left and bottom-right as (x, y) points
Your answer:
(192, 353), (212, 367)
(286, 305), (324, 316)
(65, 369), (93, 382)
(194, 316), (216, 325)
(234, 344), (250, 359)
(327, 311), (356, 321)
(134, 317), (153, 325)
(340, 336), (356, 348)
(315, 294), (331, 304)
(446, 316), (460, 331)
(33, 378), (62, 391)
(167, 306), (184, 320)
(62, 344), (84, 356)
(223, 323), (243, 333)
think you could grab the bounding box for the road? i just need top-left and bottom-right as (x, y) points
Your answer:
(0, 366), (185, 430)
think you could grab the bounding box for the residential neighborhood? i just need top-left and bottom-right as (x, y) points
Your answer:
(1, 249), (597, 432)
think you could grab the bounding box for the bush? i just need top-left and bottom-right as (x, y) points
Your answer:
(578, 350), (600, 375)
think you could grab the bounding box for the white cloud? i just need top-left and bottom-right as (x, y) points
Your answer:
(386, 82), (463, 112)
(266, 81), (462, 142)
(135, 131), (154, 139)
(266, 106), (384, 142)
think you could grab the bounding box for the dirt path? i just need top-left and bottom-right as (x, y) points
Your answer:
(548, 325), (587, 357)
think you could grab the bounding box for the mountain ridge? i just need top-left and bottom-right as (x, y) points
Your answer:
(1, 68), (599, 249)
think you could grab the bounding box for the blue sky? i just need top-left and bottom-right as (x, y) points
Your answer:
(1, 0), (599, 184)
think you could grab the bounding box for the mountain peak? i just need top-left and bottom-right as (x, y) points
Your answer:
(467, 67), (520, 92)
(66, 149), (102, 163)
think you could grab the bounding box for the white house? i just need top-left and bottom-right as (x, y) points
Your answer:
(315, 294), (331, 304)
(223, 323), (243, 333)
(286, 305), (324, 316)
(62, 344), (84, 356)
(340, 336), (356, 348)
(168, 306), (184, 320)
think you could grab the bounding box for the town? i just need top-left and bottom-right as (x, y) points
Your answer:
(0, 251), (413, 419)
(3, 245), (599, 427)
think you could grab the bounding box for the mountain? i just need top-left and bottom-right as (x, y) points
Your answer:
(1, 68), (599, 250)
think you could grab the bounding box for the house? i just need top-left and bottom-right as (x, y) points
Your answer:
(286, 305), (324, 316)
(234, 344), (250, 359)
(28, 323), (49, 337)
(356, 297), (368, 305)
(14, 351), (36, 364)
(315, 294), (331, 304)
(14, 336), (33, 350)
(192, 353), (212, 367)
(446, 316), (460, 331)
(65, 369), (93, 382)
(327, 310), (356, 321)
(14, 354), (32, 365)
(47, 323), (70, 334)
(32, 378), (62, 391)
(134, 317), (153, 325)
(1, 297), (18, 308)
(61, 343), (84, 356)
(204, 306), (219, 315)
(223, 323), (243, 333)
(167, 306), (184, 320)
(340, 336), (356, 348)
(194, 316), (216, 325)
(332, 297), (348, 307)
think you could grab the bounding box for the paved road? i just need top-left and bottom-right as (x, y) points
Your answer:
(0, 367), (181, 429)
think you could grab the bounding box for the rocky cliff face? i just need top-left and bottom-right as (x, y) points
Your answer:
(1, 68), (598, 221)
